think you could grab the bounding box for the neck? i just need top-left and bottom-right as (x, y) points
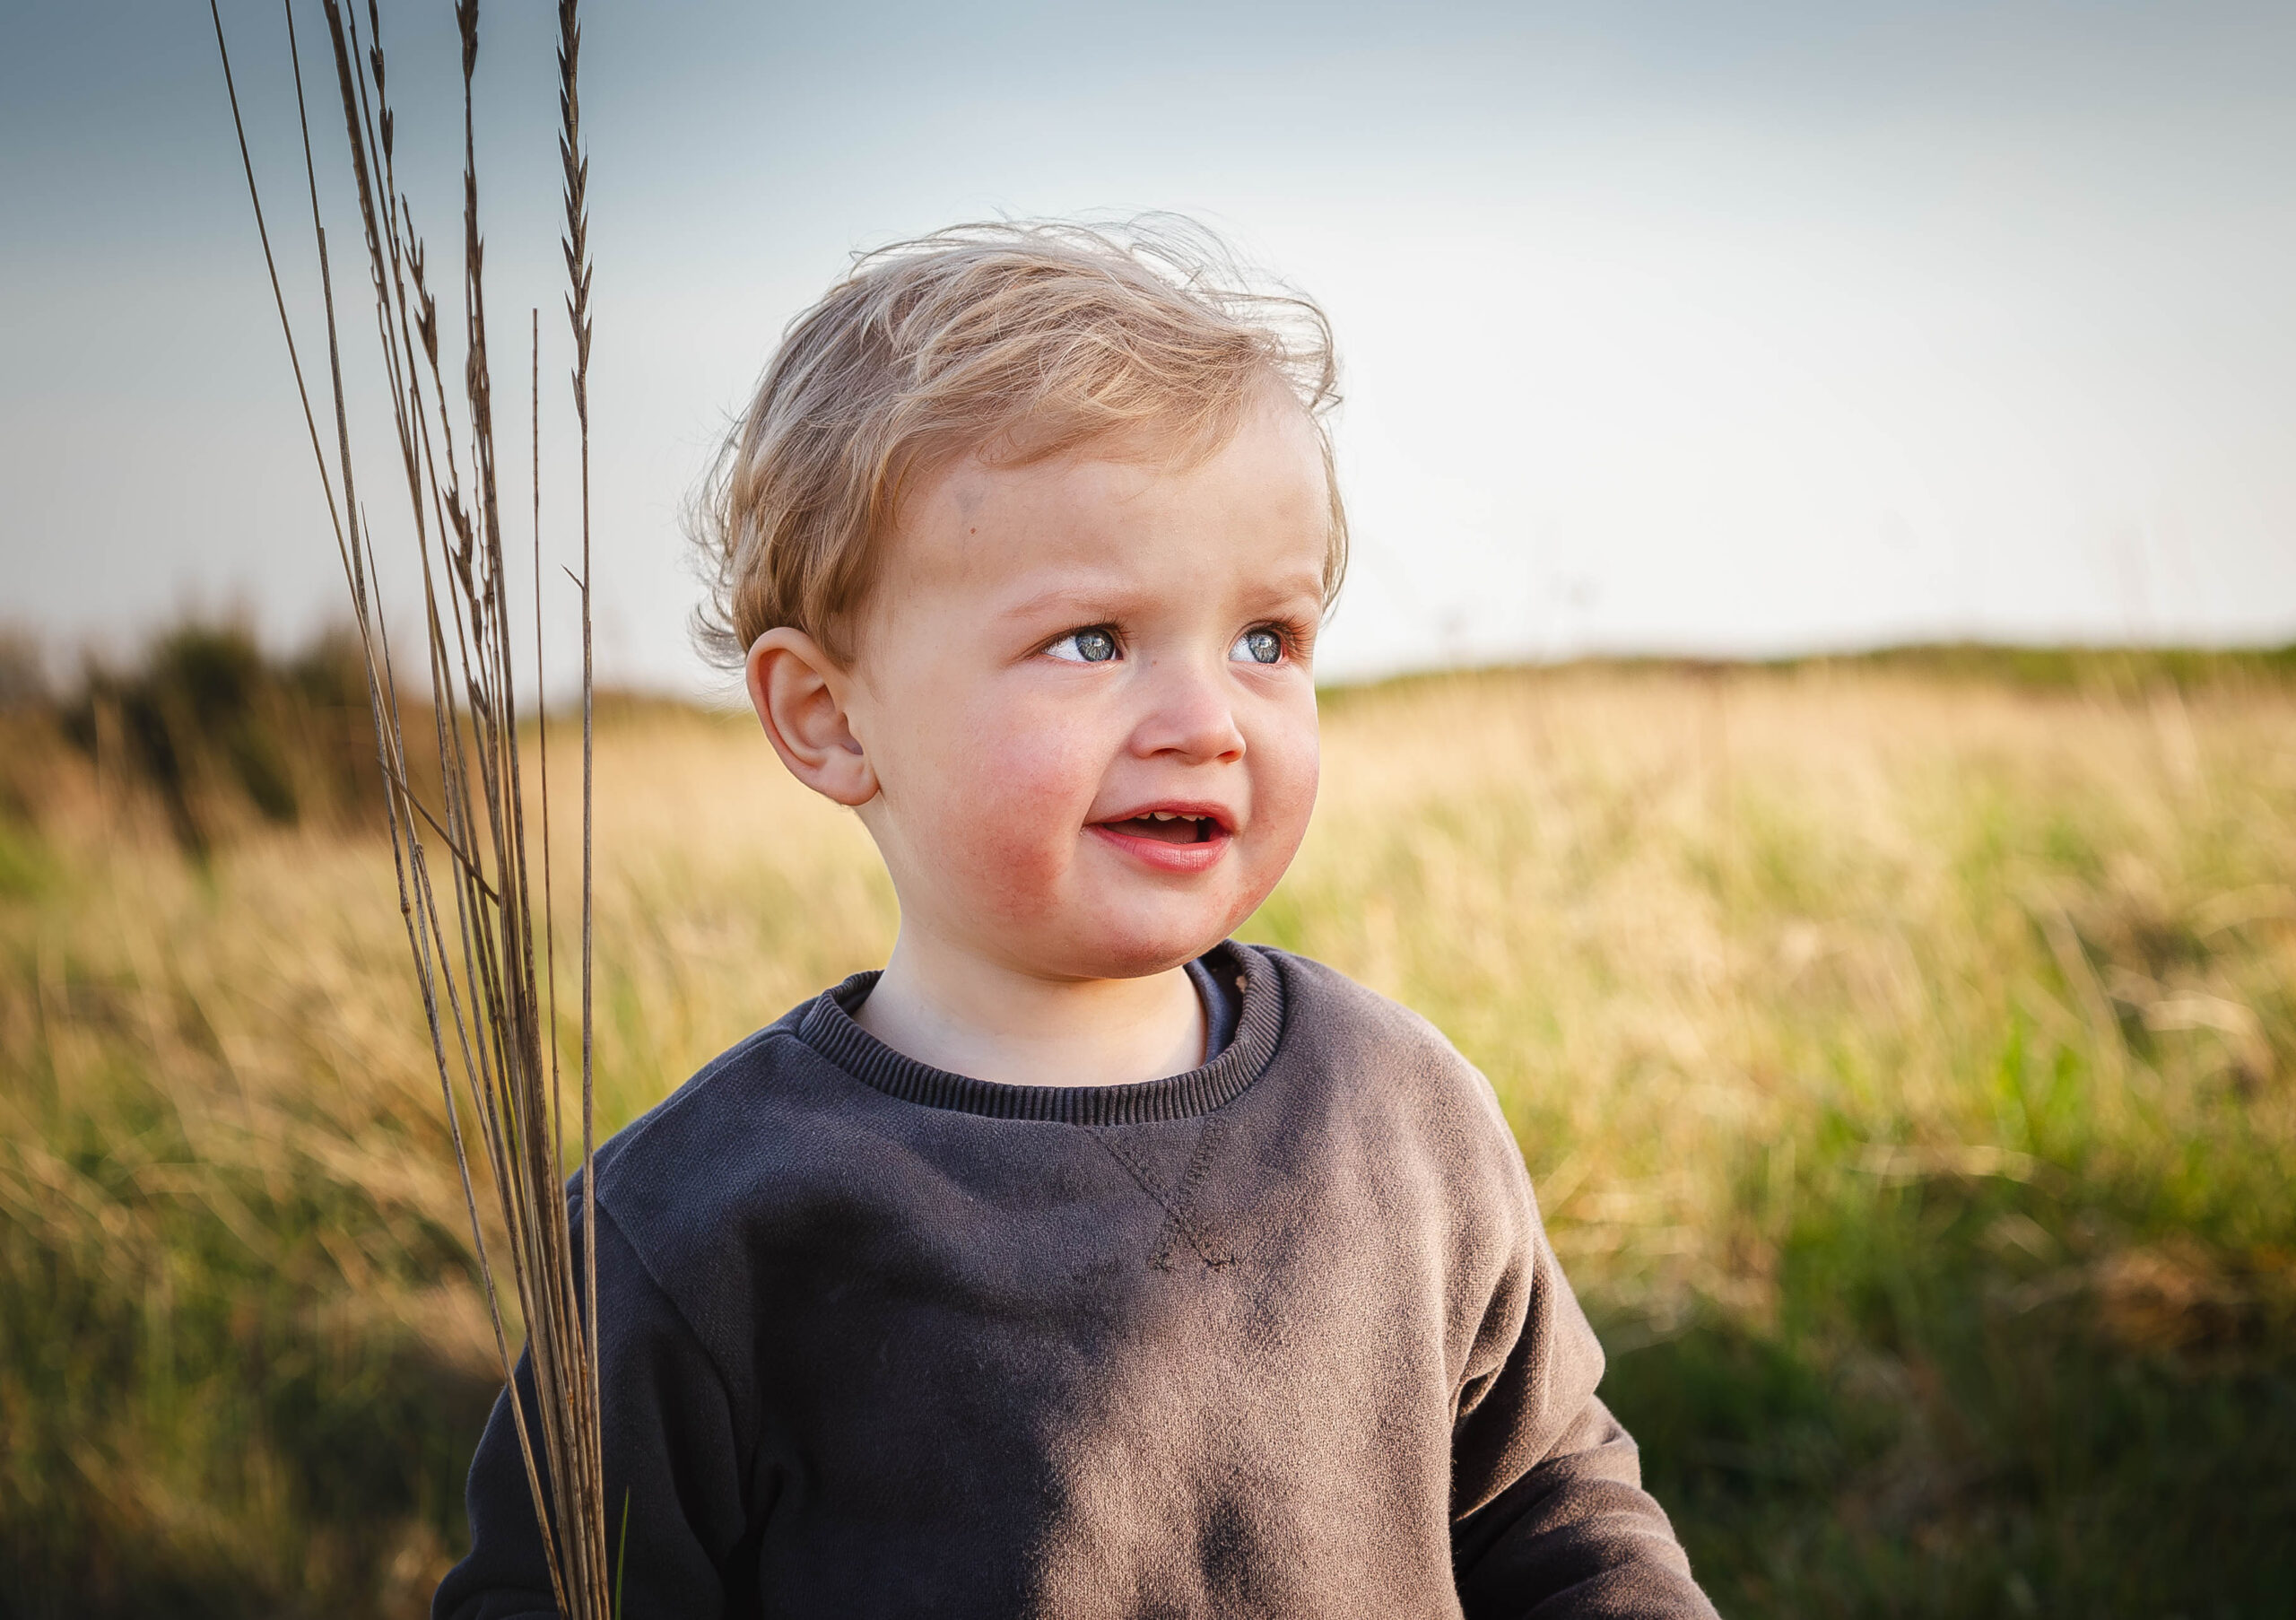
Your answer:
(854, 928), (1207, 1089)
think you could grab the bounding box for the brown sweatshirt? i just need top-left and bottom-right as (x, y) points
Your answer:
(434, 943), (1716, 1618)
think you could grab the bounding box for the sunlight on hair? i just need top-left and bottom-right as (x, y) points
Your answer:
(691, 218), (1349, 666)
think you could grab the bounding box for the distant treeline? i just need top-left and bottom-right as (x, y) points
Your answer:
(1772, 639), (2296, 690)
(0, 624), (400, 854)
(1324, 638), (2296, 711)
(4, 621), (2292, 853)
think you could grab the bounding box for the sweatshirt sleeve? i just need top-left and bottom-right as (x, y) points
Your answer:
(432, 1202), (755, 1620)
(1448, 1210), (1718, 1619)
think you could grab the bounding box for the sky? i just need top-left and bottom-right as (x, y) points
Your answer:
(4, 0), (2292, 694)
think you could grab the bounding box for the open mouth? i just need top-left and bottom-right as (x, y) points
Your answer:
(1100, 810), (1222, 845)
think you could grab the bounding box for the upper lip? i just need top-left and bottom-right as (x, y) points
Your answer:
(1091, 799), (1236, 834)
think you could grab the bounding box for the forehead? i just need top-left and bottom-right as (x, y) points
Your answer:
(883, 399), (1332, 604)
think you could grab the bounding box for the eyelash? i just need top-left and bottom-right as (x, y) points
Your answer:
(1246, 618), (1318, 664)
(1044, 625), (1123, 664)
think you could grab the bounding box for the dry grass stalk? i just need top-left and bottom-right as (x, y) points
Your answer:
(207, 1), (613, 1610)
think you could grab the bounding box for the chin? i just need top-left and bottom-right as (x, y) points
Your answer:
(1048, 900), (1257, 981)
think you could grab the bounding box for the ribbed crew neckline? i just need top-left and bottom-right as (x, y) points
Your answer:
(796, 942), (1283, 1125)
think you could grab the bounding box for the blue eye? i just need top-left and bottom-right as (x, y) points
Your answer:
(1231, 628), (1284, 666)
(1048, 627), (1120, 664)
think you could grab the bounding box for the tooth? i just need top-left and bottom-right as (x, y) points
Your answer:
(1152, 811), (1175, 821)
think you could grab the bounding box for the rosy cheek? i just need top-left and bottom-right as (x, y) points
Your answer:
(927, 701), (1103, 917)
(1250, 707), (1320, 850)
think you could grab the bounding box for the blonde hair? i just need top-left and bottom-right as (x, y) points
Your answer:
(691, 219), (1346, 667)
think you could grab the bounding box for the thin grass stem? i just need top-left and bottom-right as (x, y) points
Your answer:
(209, 2), (613, 1610)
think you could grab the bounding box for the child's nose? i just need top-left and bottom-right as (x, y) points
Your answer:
(1131, 659), (1246, 764)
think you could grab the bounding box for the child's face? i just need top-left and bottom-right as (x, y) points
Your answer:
(843, 397), (1329, 981)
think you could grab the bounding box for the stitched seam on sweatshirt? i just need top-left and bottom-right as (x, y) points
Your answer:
(592, 1198), (758, 1474)
(596, 1021), (791, 1171)
(1095, 1126), (1232, 1270)
(796, 945), (1287, 1124)
(1161, 1117), (1229, 1268)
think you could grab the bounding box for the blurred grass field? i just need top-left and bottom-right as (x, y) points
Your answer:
(2, 631), (2292, 1616)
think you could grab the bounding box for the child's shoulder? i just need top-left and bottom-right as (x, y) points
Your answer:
(1247, 945), (1524, 1157)
(1253, 945), (1485, 1082)
(579, 994), (841, 1244)
(1254, 945), (1460, 1060)
(582, 949), (1526, 1248)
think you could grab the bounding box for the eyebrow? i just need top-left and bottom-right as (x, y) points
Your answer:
(990, 552), (1328, 620)
(993, 577), (1147, 624)
(997, 575), (1326, 623)
(1248, 570), (1328, 605)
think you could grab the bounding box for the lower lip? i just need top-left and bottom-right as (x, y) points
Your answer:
(1086, 822), (1232, 874)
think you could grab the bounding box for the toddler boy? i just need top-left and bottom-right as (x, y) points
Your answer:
(438, 222), (1715, 1618)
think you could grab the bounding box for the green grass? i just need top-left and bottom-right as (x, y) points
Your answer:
(3, 642), (2292, 1615)
(1260, 659), (2296, 1616)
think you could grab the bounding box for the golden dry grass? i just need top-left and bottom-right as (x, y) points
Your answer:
(1289, 669), (2296, 1307)
(4, 659), (2292, 1615)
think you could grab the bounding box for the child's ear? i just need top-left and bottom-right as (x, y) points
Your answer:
(745, 627), (878, 807)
